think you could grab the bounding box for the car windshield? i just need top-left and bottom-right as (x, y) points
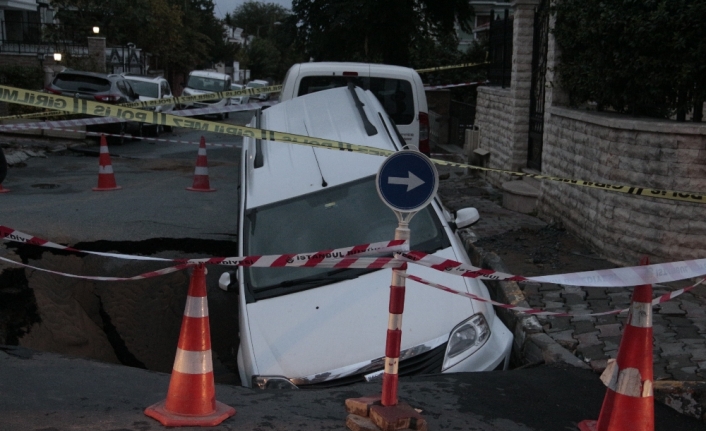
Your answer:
(127, 80), (159, 98)
(53, 74), (111, 93)
(187, 76), (226, 91)
(298, 76), (415, 125)
(247, 81), (265, 88)
(244, 175), (449, 300)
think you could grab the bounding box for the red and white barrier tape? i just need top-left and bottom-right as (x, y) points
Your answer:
(0, 101), (276, 132)
(404, 273), (704, 317)
(0, 255), (191, 281)
(0, 225), (407, 267)
(423, 80), (489, 91)
(400, 251), (706, 287)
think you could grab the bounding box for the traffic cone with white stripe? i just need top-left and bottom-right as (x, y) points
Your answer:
(144, 264), (235, 426)
(92, 134), (121, 191)
(578, 256), (654, 431)
(186, 136), (216, 192)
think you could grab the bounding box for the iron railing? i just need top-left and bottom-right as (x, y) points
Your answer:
(487, 9), (513, 88)
(0, 20), (88, 55)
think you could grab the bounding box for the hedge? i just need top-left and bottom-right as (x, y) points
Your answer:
(553, 0), (706, 121)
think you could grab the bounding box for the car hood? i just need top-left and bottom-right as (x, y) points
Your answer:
(245, 246), (485, 381)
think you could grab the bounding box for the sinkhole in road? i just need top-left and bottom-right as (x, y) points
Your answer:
(0, 237), (241, 385)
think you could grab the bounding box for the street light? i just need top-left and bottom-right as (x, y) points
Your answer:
(93, 26), (100, 34)
(53, 52), (62, 62)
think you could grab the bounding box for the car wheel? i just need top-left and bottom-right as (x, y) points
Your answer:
(136, 122), (144, 140)
(224, 111), (229, 119)
(108, 122), (126, 145)
(164, 125), (173, 133)
(0, 148), (7, 184)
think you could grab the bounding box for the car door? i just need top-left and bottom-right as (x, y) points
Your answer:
(160, 80), (174, 112)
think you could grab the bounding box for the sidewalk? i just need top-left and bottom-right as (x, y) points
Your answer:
(433, 148), (706, 421)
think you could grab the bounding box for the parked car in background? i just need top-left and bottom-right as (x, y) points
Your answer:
(180, 70), (232, 119)
(279, 62), (431, 155)
(220, 85), (513, 389)
(230, 83), (250, 105)
(245, 79), (271, 101)
(123, 74), (174, 136)
(45, 70), (140, 143)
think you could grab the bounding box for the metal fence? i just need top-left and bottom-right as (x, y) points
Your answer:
(487, 9), (513, 88)
(448, 100), (477, 147)
(0, 20), (87, 55)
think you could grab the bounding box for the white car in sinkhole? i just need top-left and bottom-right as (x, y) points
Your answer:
(219, 84), (513, 389)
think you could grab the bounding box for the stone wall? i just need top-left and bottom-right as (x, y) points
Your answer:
(474, 0), (540, 188)
(476, 86), (514, 185)
(538, 106), (706, 264)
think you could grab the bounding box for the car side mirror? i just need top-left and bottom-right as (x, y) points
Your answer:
(455, 207), (480, 229)
(218, 271), (238, 291)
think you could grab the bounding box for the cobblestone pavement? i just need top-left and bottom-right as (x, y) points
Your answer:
(434, 150), (706, 382)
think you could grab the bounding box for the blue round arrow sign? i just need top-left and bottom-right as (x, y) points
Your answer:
(376, 150), (438, 212)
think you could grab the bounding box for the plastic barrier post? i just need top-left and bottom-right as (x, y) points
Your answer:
(578, 256), (654, 431)
(144, 264), (235, 426)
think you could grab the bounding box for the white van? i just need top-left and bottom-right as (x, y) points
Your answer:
(180, 70), (232, 119)
(279, 62), (431, 155)
(221, 85), (513, 389)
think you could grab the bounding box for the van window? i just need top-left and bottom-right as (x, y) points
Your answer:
(54, 73), (110, 92)
(187, 75), (228, 91)
(297, 76), (415, 125)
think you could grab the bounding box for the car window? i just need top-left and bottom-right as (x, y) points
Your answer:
(187, 76), (227, 91)
(297, 76), (415, 125)
(246, 81), (265, 88)
(243, 175), (449, 300)
(161, 81), (171, 96)
(128, 80), (159, 98)
(53, 74), (111, 92)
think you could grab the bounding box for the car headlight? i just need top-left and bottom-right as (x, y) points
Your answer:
(252, 375), (299, 390)
(442, 313), (491, 371)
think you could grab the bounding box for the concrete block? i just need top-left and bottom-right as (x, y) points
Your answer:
(370, 403), (427, 431)
(346, 396), (381, 417)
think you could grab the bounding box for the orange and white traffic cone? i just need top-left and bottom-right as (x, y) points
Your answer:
(0, 183), (9, 193)
(186, 136), (216, 192)
(144, 264), (235, 426)
(92, 134), (121, 191)
(578, 256), (654, 431)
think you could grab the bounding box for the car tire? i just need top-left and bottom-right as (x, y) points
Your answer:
(0, 148), (7, 185)
(224, 111), (229, 119)
(108, 122), (126, 145)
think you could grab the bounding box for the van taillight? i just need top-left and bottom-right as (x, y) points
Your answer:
(419, 112), (430, 156)
(94, 94), (121, 103)
(342, 71), (358, 76)
(45, 87), (61, 95)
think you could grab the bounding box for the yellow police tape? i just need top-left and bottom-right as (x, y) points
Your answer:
(415, 62), (490, 73)
(0, 84), (704, 205)
(0, 84), (282, 121)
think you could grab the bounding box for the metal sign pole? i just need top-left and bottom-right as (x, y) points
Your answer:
(375, 150), (438, 408)
(381, 213), (414, 406)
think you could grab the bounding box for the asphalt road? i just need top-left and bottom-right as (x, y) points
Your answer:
(0, 110), (254, 243)
(1, 346), (702, 431)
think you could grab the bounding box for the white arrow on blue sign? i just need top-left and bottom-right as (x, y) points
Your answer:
(376, 150), (439, 213)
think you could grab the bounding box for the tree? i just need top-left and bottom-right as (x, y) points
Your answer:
(49, 0), (233, 77)
(227, 1), (305, 80)
(292, 0), (474, 66)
